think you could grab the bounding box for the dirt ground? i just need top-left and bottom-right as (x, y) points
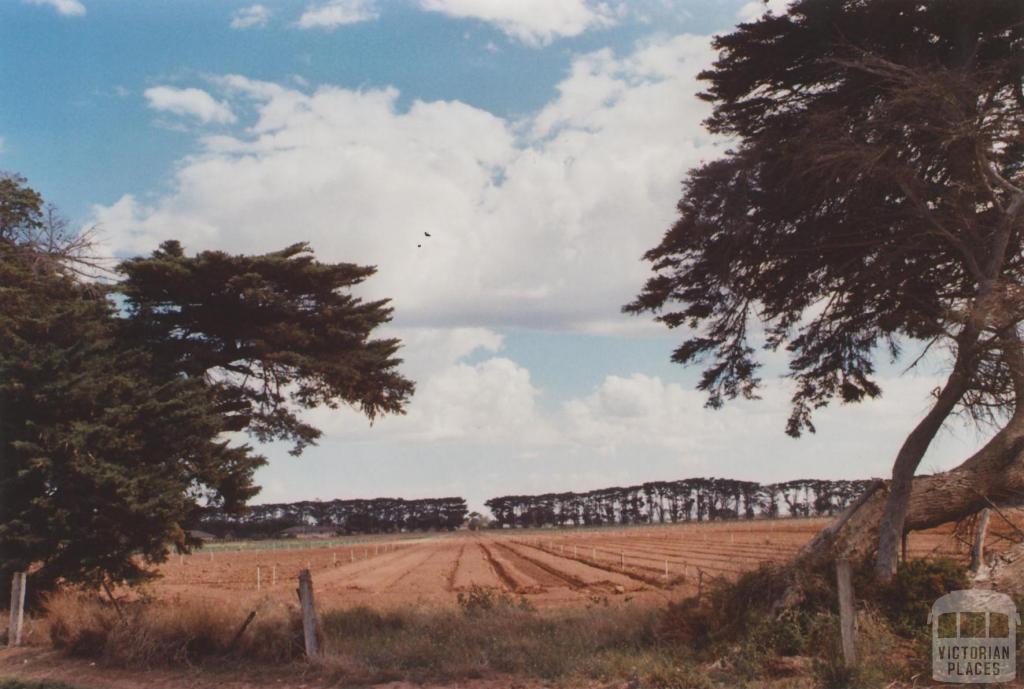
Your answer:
(0, 646), (572, 689)
(139, 516), (1007, 611)
(6, 516), (1017, 689)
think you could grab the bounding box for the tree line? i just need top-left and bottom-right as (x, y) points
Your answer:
(195, 497), (468, 538)
(485, 478), (875, 529)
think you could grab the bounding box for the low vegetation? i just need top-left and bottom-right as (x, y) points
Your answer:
(661, 557), (971, 687)
(42, 586), (705, 686)
(34, 557), (969, 687)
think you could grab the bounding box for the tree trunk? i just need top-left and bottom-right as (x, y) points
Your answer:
(799, 412), (1024, 577)
(868, 346), (978, 577)
(874, 366), (972, 580)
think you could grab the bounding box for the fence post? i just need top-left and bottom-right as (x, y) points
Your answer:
(836, 558), (857, 665)
(298, 569), (320, 659)
(8, 571), (27, 647)
(970, 509), (991, 574)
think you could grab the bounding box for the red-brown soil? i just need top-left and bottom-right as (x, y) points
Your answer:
(138, 513), (1020, 611)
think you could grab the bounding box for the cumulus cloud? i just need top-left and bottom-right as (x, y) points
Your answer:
(419, 0), (617, 46)
(736, 0), (790, 21)
(143, 86), (238, 125)
(559, 371), (985, 480)
(303, 343), (984, 491)
(96, 34), (720, 335)
(296, 0), (378, 29)
(23, 0), (86, 16)
(231, 4), (270, 29)
(303, 326), (552, 444)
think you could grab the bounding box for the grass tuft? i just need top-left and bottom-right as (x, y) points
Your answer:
(44, 590), (302, 667)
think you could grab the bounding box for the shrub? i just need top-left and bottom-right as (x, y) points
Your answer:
(872, 558), (968, 636)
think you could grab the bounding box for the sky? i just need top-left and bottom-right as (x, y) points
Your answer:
(0, 0), (994, 513)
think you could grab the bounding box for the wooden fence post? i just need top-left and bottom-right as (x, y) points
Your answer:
(297, 569), (320, 659)
(836, 558), (857, 665)
(8, 571), (27, 647)
(970, 508), (991, 574)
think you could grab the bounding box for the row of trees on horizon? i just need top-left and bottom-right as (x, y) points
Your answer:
(485, 478), (876, 529)
(195, 497), (469, 538)
(193, 477), (876, 538)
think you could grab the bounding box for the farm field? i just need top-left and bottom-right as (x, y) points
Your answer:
(146, 512), (1024, 611)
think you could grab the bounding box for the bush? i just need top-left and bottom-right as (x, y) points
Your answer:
(872, 557), (968, 636)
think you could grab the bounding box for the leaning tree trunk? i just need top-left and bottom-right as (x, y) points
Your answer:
(796, 409), (1024, 584)
(874, 363), (974, 581)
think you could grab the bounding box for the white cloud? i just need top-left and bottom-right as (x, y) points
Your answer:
(296, 0), (378, 29)
(558, 372), (985, 479)
(300, 341), (985, 490)
(304, 327), (552, 444)
(23, 0), (86, 17)
(143, 86), (238, 125)
(97, 34), (719, 334)
(231, 4), (271, 29)
(736, 0), (789, 22)
(419, 0), (616, 46)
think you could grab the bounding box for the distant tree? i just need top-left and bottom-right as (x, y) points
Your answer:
(627, 0), (1024, 580)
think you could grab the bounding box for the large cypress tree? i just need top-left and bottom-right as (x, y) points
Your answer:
(0, 174), (413, 595)
(627, 0), (1024, 580)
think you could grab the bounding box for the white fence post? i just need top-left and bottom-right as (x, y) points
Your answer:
(8, 571), (27, 647)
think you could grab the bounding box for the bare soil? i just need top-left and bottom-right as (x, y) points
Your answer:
(136, 514), (1010, 611)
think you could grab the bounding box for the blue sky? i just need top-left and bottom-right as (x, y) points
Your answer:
(0, 0), (991, 512)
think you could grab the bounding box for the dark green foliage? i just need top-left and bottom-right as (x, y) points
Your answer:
(116, 239), (414, 455)
(486, 477), (873, 527)
(659, 557), (968, 685)
(626, 0), (1024, 435)
(0, 237), (265, 594)
(0, 174), (413, 597)
(874, 557), (969, 635)
(197, 496), (468, 536)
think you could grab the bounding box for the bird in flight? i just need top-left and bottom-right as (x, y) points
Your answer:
(424, 232), (432, 237)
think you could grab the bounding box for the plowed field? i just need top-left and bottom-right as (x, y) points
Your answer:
(148, 514), (1023, 610)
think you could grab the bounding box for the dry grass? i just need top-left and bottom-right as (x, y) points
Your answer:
(44, 590), (302, 667)
(40, 587), (716, 686)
